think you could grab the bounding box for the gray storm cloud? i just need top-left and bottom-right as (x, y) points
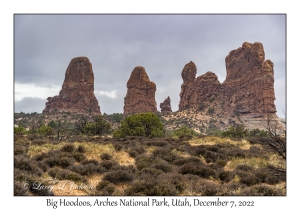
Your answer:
(14, 14), (286, 117)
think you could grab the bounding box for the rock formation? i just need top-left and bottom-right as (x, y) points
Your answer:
(160, 96), (172, 113)
(179, 42), (276, 114)
(124, 66), (157, 115)
(43, 57), (101, 114)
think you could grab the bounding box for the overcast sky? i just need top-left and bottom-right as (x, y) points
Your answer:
(14, 14), (286, 118)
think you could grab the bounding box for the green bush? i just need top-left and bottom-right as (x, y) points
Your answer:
(207, 107), (215, 115)
(83, 116), (111, 135)
(36, 125), (53, 135)
(197, 102), (207, 111)
(221, 124), (248, 138)
(14, 126), (26, 134)
(173, 126), (197, 139)
(113, 112), (165, 138)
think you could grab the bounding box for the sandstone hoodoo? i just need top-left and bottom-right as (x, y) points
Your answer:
(160, 96), (172, 113)
(179, 42), (276, 114)
(43, 57), (101, 114)
(223, 42), (276, 114)
(124, 66), (157, 115)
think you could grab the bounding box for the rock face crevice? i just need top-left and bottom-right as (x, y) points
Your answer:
(43, 57), (101, 114)
(160, 96), (172, 113)
(123, 66), (157, 115)
(179, 42), (276, 114)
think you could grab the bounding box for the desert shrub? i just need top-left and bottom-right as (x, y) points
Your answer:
(197, 102), (207, 111)
(77, 145), (86, 153)
(225, 146), (246, 159)
(102, 170), (134, 184)
(209, 96), (215, 103)
(173, 157), (202, 166)
(14, 181), (30, 196)
(125, 179), (177, 196)
(179, 134), (193, 141)
(128, 146), (145, 158)
(194, 146), (207, 156)
(139, 167), (164, 177)
(48, 167), (85, 182)
(248, 146), (262, 156)
(67, 163), (106, 175)
(239, 184), (282, 196)
(235, 164), (254, 172)
(254, 169), (268, 182)
(146, 140), (168, 147)
(95, 180), (116, 195)
(203, 151), (218, 162)
(31, 139), (47, 146)
(34, 152), (50, 161)
(99, 160), (119, 170)
(152, 148), (177, 163)
(81, 159), (99, 165)
(57, 169), (84, 182)
(163, 173), (187, 193)
(14, 145), (27, 155)
(151, 162), (173, 173)
(207, 107), (215, 115)
(113, 143), (122, 151)
(100, 153), (112, 160)
(48, 167), (60, 178)
(43, 156), (75, 168)
(207, 145), (220, 152)
(218, 170), (233, 182)
(37, 162), (49, 172)
(179, 162), (216, 178)
(135, 154), (159, 170)
(113, 112), (165, 138)
(61, 143), (76, 152)
(215, 159), (228, 167)
(265, 174), (281, 185)
(14, 155), (43, 176)
(237, 172), (258, 186)
(73, 152), (86, 162)
(199, 180), (219, 196)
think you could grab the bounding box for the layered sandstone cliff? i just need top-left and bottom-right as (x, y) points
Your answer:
(43, 57), (101, 114)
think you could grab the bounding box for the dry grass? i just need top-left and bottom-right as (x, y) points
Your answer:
(189, 136), (262, 150)
(27, 143), (65, 157)
(225, 157), (269, 170)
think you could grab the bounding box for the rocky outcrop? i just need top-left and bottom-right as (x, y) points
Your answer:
(160, 96), (172, 113)
(43, 57), (101, 114)
(222, 42), (276, 113)
(179, 42), (276, 114)
(123, 66), (157, 115)
(179, 61), (221, 110)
